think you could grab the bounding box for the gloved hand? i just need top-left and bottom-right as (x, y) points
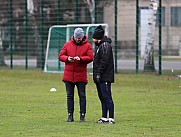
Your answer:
(95, 74), (101, 83)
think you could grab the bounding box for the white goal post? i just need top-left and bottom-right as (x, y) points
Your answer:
(44, 24), (109, 73)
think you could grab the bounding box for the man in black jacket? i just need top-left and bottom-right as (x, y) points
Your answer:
(92, 25), (115, 124)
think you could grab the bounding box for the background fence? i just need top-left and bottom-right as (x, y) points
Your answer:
(0, 0), (180, 75)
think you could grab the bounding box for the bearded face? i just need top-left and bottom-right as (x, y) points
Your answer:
(74, 37), (83, 45)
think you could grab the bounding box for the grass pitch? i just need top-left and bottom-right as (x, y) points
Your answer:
(0, 69), (180, 137)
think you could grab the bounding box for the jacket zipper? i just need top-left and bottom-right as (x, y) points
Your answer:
(73, 45), (78, 82)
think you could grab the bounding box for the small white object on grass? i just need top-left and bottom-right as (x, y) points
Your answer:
(171, 69), (174, 72)
(50, 88), (57, 92)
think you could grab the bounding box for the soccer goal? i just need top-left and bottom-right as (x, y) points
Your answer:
(44, 24), (109, 73)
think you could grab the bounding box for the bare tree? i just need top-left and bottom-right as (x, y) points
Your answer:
(27, 0), (45, 68)
(83, 0), (112, 23)
(0, 29), (6, 66)
(0, 0), (8, 66)
(144, 0), (158, 72)
(83, 0), (95, 23)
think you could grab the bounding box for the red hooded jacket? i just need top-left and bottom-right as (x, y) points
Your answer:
(58, 36), (93, 83)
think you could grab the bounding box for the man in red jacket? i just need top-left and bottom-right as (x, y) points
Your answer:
(59, 28), (93, 122)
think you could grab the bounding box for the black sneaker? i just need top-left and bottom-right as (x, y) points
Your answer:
(67, 113), (74, 122)
(97, 118), (109, 124)
(108, 118), (115, 124)
(79, 113), (85, 122)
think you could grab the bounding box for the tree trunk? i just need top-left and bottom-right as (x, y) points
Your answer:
(0, 48), (6, 66)
(0, 30), (6, 66)
(30, 15), (44, 68)
(83, 0), (95, 23)
(144, 0), (158, 72)
(28, 0), (44, 68)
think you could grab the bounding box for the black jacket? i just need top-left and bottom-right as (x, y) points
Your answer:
(93, 36), (114, 83)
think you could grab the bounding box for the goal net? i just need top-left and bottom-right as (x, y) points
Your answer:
(44, 24), (109, 73)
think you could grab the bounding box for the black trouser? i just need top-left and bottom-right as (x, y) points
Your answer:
(96, 82), (114, 119)
(64, 81), (87, 114)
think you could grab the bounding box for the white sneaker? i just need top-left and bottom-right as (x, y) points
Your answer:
(108, 118), (115, 124)
(97, 117), (109, 124)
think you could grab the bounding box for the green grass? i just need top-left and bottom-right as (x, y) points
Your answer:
(0, 69), (181, 137)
